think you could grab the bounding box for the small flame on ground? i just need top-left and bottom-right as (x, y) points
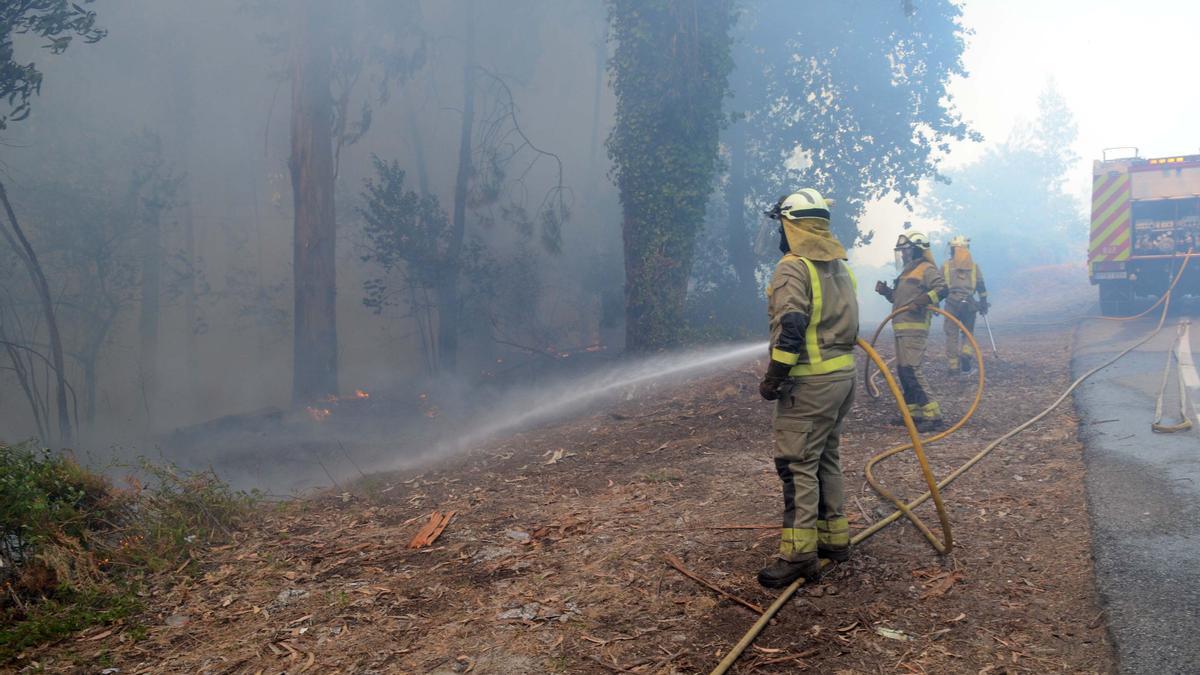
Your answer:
(306, 406), (332, 422)
(353, 389), (369, 399)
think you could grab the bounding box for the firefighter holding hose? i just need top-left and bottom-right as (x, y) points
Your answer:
(875, 232), (949, 432)
(757, 189), (858, 587)
(942, 235), (988, 372)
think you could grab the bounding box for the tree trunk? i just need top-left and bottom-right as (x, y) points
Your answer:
(289, 0), (339, 403)
(0, 180), (72, 444)
(622, 218), (696, 352)
(405, 98), (431, 197)
(138, 208), (161, 419)
(171, 44), (201, 406)
(610, 0), (735, 352)
(724, 120), (759, 323)
(182, 189), (198, 391)
(441, 0), (477, 374)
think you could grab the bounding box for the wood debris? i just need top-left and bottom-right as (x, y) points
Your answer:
(406, 510), (456, 549)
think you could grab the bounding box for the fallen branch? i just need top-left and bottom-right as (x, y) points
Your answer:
(663, 554), (764, 615)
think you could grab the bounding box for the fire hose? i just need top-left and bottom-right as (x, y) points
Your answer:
(711, 255), (1193, 674)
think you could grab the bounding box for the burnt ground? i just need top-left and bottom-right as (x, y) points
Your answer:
(11, 320), (1115, 674)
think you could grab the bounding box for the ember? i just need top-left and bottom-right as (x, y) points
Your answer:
(305, 406), (331, 422)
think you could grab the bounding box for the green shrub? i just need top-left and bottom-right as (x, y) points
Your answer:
(0, 442), (254, 661)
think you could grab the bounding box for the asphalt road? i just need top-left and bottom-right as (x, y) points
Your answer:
(1073, 312), (1200, 674)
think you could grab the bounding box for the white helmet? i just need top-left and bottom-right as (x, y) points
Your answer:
(895, 232), (930, 251)
(894, 231), (931, 271)
(766, 188), (832, 222)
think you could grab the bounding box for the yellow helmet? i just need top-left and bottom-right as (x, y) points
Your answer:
(949, 235), (970, 249)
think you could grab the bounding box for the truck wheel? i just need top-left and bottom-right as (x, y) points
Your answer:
(1098, 280), (1133, 317)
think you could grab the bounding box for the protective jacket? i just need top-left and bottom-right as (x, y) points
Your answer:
(768, 254), (859, 377)
(891, 256), (948, 336)
(942, 248), (988, 307)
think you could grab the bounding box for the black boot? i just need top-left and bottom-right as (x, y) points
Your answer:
(757, 555), (821, 588)
(960, 355), (973, 373)
(818, 544), (850, 562)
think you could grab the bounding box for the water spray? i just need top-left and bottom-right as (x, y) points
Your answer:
(386, 341), (769, 470)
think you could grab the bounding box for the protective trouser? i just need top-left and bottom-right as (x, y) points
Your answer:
(943, 295), (976, 367)
(895, 333), (941, 422)
(773, 372), (854, 561)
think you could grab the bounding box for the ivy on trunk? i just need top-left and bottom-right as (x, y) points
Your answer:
(606, 0), (736, 352)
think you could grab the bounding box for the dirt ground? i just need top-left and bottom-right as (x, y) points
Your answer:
(12, 318), (1115, 674)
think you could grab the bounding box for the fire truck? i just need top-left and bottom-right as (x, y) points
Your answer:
(1090, 148), (1200, 315)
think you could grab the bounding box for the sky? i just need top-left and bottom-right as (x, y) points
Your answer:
(852, 0), (1200, 267)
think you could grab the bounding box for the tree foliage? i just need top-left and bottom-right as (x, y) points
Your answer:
(0, 0), (105, 129)
(736, 0), (978, 245)
(357, 156), (481, 373)
(921, 82), (1084, 277)
(606, 0), (737, 351)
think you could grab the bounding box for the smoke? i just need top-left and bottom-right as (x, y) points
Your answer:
(121, 341), (765, 493)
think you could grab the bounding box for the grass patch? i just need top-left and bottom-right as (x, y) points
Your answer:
(0, 589), (141, 662)
(0, 441), (253, 663)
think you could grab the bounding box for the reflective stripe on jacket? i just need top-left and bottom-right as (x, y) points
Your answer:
(768, 254), (859, 377)
(892, 260), (947, 336)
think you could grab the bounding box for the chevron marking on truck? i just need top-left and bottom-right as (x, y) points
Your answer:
(1089, 172), (1132, 262)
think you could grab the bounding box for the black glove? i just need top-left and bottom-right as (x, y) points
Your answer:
(978, 298), (989, 315)
(875, 281), (893, 302)
(759, 360), (792, 401)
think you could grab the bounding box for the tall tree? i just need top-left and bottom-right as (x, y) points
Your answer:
(606, 0), (737, 351)
(129, 132), (182, 421)
(921, 81), (1084, 276)
(0, 0), (105, 443)
(263, 0), (423, 402)
(711, 0), (977, 323)
(289, 0), (339, 404)
(441, 0), (477, 374)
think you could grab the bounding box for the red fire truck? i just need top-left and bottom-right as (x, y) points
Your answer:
(1090, 148), (1200, 315)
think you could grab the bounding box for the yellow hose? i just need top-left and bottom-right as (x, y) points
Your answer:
(862, 307), (984, 553)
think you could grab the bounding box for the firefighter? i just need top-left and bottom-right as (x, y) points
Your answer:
(874, 232), (948, 432)
(942, 235), (988, 373)
(757, 189), (858, 587)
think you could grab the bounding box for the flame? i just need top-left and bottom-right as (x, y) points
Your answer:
(306, 406), (332, 422)
(316, 389), (370, 405)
